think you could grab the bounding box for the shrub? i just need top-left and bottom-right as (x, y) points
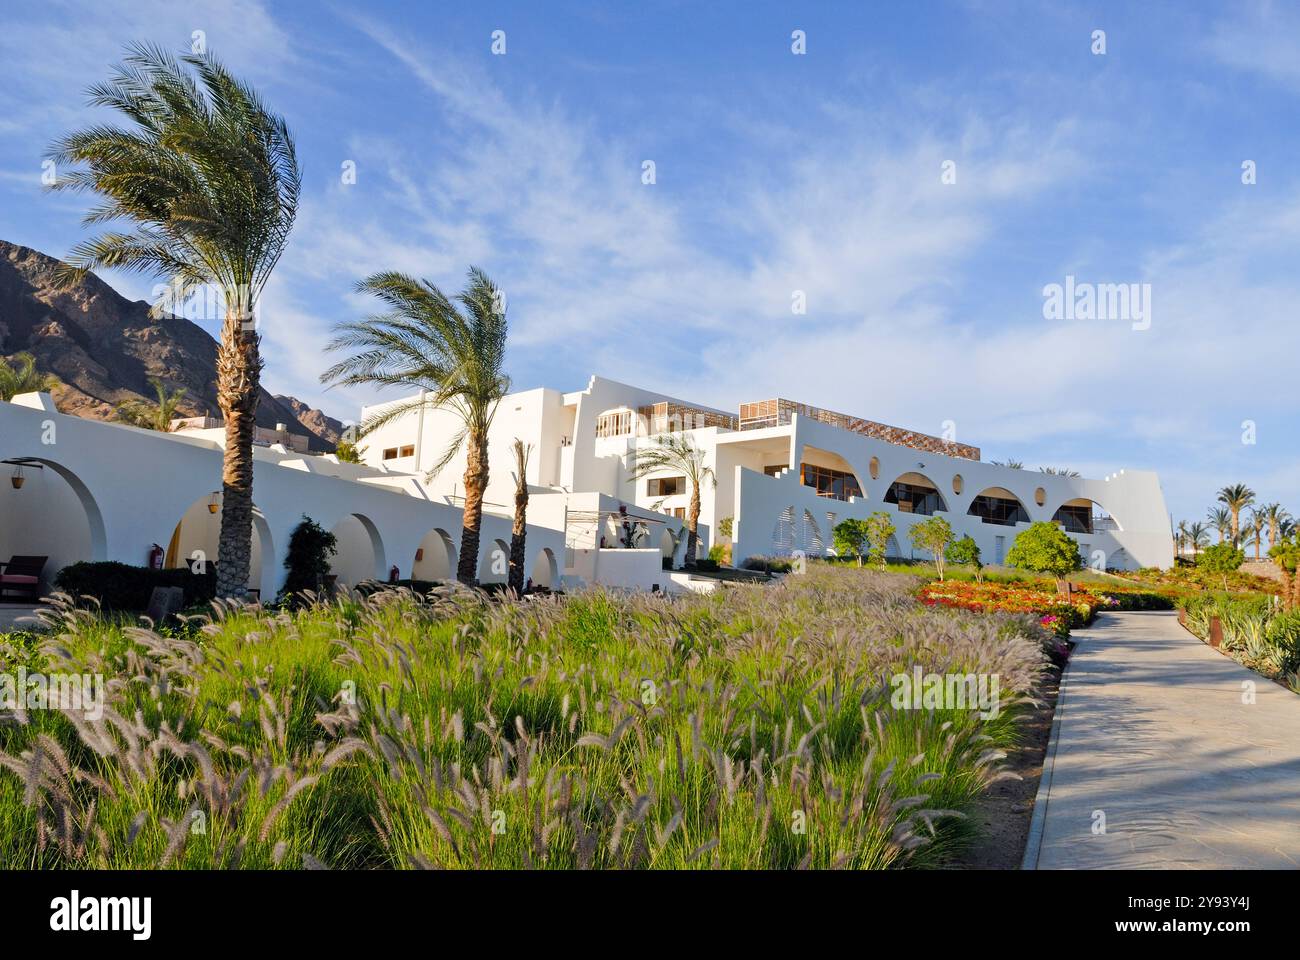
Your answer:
(1197, 542), (1245, 590)
(707, 544), (727, 566)
(741, 556), (794, 573)
(945, 535), (982, 578)
(53, 561), (217, 612)
(280, 515), (338, 602)
(864, 512), (896, 570)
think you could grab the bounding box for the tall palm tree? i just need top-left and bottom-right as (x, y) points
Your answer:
(1264, 503), (1289, 550)
(508, 438), (532, 595)
(1217, 483), (1255, 544)
(0, 353), (59, 401)
(1175, 519), (1189, 559)
(116, 377), (187, 431)
(1187, 521), (1210, 556)
(1246, 507), (1266, 561)
(322, 268), (509, 585)
(1207, 506), (1232, 544)
(627, 433), (716, 569)
(48, 44), (299, 598)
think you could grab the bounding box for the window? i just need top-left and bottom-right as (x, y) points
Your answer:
(647, 476), (686, 497)
(763, 464), (788, 477)
(672, 507), (686, 520)
(382, 445), (415, 461)
(884, 479), (944, 515)
(800, 463), (862, 501)
(1054, 503), (1093, 534)
(967, 493), (1029, 526)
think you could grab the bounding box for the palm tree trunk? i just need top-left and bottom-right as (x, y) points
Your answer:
(457, 432), (488, 584)
(215, 312), (261, 598)
(509, 483), (528, 595)
(684, 485), (701, 569)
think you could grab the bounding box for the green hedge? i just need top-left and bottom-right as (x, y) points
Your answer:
(53, 561), (217, 612)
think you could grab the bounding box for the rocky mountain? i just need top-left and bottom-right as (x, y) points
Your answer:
(274, 394), (345, 446)
(0, 239), (341, 452)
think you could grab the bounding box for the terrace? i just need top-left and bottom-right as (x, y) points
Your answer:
(737, 397), (981, 460)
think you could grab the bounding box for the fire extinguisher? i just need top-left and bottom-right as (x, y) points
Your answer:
(148, 543), (165, 569)
(389, 564), (400, 583)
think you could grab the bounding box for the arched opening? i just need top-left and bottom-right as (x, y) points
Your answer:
(529, 547), (558, 589)
(1053, 498), (1120, 535)
(0, 456), (107, 598)
(967, 486), (1030, 527)
(884, 472), (947, 516)
(330, 513), (385, 587)
(162, 492), (274, 598)
(412, 527), (456, 582)
(798, 446), (864, 502)
(479, 537), (511, 584)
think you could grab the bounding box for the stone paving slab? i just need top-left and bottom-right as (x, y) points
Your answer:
(1027, 610), (1300, 869)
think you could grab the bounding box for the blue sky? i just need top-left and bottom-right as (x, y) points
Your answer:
(1, 0), (1297, 527)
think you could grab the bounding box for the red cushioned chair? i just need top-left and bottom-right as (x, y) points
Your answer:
(0, 556), (47, 602)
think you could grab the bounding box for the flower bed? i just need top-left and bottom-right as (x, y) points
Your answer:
(917, 580), (1174, 640)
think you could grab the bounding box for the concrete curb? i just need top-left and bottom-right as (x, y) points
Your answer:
(1019, 619), (1089, 871)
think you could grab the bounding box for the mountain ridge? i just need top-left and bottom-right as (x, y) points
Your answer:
(0, 238), (345, 451)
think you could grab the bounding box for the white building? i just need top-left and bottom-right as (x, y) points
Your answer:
(361, 375), (1175, 578)
(0, 391), (565, 602)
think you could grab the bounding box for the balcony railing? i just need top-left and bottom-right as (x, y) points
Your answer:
(738, 398), (981, 460)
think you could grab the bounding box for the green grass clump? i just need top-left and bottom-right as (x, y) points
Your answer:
(0, 565), (1047, 869)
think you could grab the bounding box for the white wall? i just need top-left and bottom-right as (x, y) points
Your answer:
(0, 393), (566, 599)
(730, 415), (1173, 571)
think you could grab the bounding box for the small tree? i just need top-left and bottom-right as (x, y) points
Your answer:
(716, 516), (734, 540)
(864, 512), (896, 570)
(1197, 542), (1244, 591)
(946, 534), (983, 581)
(1005, 521), (1082, 591)
(334, 438), (366, 464)
(280, 515), (337, 603)
(833, 518), (870, 566)
(909, 516), (954, 581)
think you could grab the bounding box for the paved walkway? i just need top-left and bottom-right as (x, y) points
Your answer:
(1026, 610), (1300, 869)
(0, 604), (43, 631)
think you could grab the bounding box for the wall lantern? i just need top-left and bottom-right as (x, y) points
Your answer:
(207, 491), (221, 514)
(10, 465), (23, 490)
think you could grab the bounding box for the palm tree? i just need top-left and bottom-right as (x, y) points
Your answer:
(1187, 521), (1210, 556)
(1038, 466), (1081, 477)
(116, 377), (187, 431)
(1217, 483), (1255, 544)
(1264, 503), (1290, 550)
(322, 268), (509, 585)
(508, 438), (532, 595)
(991, 459), (1024, 469)
(1246, 507), (1266, 561)
(1207, 506), (1232, 544)
(627, 433), (715, 569)
(1175, 519), (1189, 559)
(0, 353), (59, 401)
(49, 44), (299, 598)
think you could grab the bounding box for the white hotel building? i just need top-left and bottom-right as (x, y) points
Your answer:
(360, 375), (1175, 588)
